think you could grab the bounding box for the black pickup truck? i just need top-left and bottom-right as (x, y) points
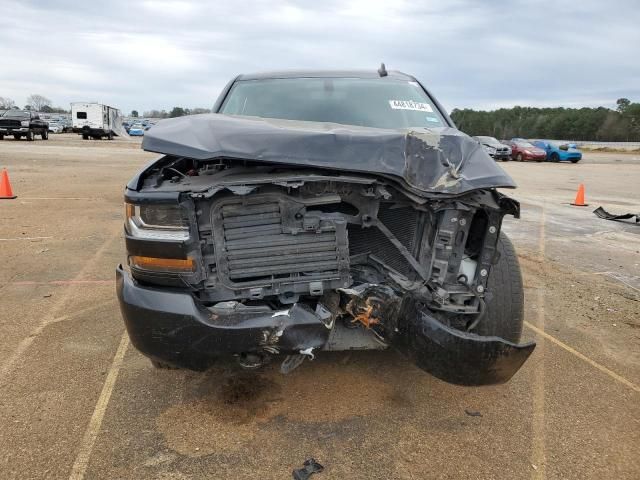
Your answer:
(117, 68), (535, 386)
(0, 110), (49, 140)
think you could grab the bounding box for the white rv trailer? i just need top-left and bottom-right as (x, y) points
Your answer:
(71, 102), (127, 140)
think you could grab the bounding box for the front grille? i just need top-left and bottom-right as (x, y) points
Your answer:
(218, 201), (343, 286)
(0, 120), (21, 128)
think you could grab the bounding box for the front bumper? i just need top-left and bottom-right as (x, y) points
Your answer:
(0, 127), (28, 134)
(117, 266), (535, 385)
(116, 265), (330, 370)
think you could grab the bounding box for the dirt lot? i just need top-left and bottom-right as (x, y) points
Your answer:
(1, 134), (639, 479)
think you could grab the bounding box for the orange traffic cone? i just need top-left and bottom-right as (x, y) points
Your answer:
(0, 168), (17, 199)
(571, 183), (587, 206)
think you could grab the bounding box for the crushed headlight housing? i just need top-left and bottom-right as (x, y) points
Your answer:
(125, 203), (189, 240)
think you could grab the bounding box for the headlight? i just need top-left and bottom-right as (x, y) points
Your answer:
(125, 203), (189, 240)
(524, 150), (532, 155)
(21, 120), (29, 127)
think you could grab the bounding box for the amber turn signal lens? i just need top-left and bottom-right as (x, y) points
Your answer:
(129, 256), (195, 273)
(125, 203), (135, 219)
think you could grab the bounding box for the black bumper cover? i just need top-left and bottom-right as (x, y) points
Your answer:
(116, 265), (329, 370)
(392, 296), (535, 386)
(116, 266), (535, 385)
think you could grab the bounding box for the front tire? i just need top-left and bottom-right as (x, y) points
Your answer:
(570, 159), (580, 163)
(13, 134), (21, 140)
(82, 133), (89, 140)
(26, 131), (34, 141)
(516, 153), (523, 162)
(550, 153), (560, 162)
(42, 130), (48, 140)
(472, 233), (524, 343)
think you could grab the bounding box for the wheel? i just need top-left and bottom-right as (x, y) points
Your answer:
(0, 134), (3, 140)
(42, 130), (48, 140)
(570, 159), (580, 163)
(516, 153), (523, 162)
(550, 153), (560, 162)
(13, 134), (21, 140)
(107, 131), (114, 140)
(26, 131), (34, 141)
(472, 233), (524, 343)
(82, 133), (89, 140)
(92, 135), (101, 140)
(151, 360), (180, 369)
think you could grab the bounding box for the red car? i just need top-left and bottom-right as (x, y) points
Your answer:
(505, 139), (547, 162)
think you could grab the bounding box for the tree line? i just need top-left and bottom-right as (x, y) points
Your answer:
(0, 94), (69, 113)
(0, 96), (211, 119)
(450, 99), (640, 141)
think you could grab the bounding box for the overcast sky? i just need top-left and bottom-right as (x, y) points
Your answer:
(1, 0), (638, 114)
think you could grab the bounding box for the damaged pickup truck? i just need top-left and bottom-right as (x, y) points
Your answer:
(116, 68), (535, 386)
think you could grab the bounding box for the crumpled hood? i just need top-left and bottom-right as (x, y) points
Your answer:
(142, 114), (516, 195)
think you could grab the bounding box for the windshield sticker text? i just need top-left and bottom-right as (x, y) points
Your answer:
(389, 100), (433, 112)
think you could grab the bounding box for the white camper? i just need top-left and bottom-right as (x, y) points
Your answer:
(71, 102), (127, 140)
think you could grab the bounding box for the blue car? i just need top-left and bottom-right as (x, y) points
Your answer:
(128, 123), (145, 136)
(531, 140), (582, 163)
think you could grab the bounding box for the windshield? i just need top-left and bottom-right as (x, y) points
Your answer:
(516, 141), (536, 148)
(2, 110), (30, 119)
(220, 77), (445, 129)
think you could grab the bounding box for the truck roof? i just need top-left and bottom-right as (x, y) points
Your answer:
(236, 69), (416, 81)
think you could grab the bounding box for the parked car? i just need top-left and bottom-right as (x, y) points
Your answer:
(117, 68), (535, 386)
(472, 136), (511, 161)
(128, 123), (145, 136)
(48, 121), (64, 133)
(0, 110), (49, 140)
(504, 139), (547, 162)
(531, 140), (582, 163)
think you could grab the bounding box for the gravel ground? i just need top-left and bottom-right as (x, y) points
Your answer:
(0, 134), (638, 479)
